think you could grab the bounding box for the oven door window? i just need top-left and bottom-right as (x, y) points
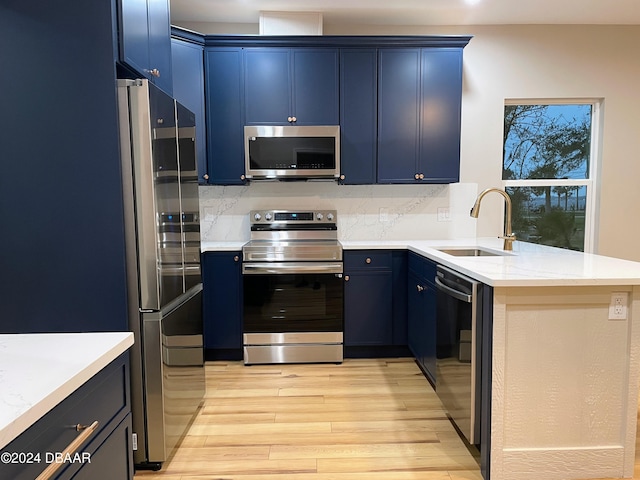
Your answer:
(243, 273), (343, 333)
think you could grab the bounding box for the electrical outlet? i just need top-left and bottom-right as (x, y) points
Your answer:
(437, 207), (451, 222)
(609, 292), (628, 320)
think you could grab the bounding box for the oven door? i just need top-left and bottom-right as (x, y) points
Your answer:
(242, 262), (344, 364)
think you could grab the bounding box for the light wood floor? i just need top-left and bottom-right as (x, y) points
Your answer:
(134, 358), (640, 480)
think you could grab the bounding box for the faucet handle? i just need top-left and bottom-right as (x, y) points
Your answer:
(499, 233), (517, 251)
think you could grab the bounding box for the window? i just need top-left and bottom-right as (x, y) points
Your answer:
(502, 101), (600, 252)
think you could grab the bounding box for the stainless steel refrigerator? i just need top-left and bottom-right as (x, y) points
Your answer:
(117, 79), (205, 470)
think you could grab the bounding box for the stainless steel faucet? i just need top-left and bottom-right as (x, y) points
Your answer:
(470, 188), (517, 251)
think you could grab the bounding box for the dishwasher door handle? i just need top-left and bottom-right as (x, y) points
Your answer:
(435, 276), (473, 303)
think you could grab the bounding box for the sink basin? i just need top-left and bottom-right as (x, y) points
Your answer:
(436, 247), (510, 257)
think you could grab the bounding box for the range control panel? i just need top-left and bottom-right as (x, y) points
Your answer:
(250, 210), (337, 225)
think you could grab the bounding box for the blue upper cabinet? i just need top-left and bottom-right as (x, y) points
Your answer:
(244, 48), (339, 126)
(205, 47), (246, 184)
(377, 47), (463, 184)
(340, 49), (377, 184)
(171, 35), (207, 183)
(119, 0), (173, 94)
(201, 36), (470, 186)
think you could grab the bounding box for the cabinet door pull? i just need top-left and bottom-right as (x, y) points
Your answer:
(414, 173), (420, 180)
(233, 255), (240, 262)
(344, 275), (350, 282)
(35, 420), (99, 480)
(416, 284), (424, 292)
(365, 257), (372, 264)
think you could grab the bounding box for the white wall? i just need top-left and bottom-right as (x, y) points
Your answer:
(182, 21), (640, 261)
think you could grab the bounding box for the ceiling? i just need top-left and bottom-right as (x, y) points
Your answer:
(170, 0), (640, 26)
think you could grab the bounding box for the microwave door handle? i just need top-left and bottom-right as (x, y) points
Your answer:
(435, 276), (473, 303)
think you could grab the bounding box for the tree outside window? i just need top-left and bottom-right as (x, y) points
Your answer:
(502, 102), (597, 252)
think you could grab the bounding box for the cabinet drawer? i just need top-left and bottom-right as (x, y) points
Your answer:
(344, 250), (393, 270)
(408, 251), (437, 283)
(65, 414), (134, 480)
(1, 354), (130, 480)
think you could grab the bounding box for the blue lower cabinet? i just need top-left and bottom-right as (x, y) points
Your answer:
(407, 252), (437, 383)
(202, 251), (243, 359)
(344, 269), (393, 347)
(0, 354), (132, 480)
(343, 250), (409, 357)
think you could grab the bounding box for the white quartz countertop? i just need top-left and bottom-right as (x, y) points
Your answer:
(0, 332), (134, 450)
(342, 237), (640, 287)
(202, 237), (640, 287)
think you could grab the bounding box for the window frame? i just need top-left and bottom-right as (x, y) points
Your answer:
(502, 98), (602, 253)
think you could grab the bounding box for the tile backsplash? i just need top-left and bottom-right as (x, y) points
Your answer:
(199, 182), (479, 242)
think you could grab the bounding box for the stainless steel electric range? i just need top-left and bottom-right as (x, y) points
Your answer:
(241, 210), (343, 364)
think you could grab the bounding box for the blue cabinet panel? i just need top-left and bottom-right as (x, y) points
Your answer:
(244, 49), (291, 125)
(244, 48), (339, 126)
(205, 48), (246, 185)
(420, 49), (462, 182)
(407, 252), (438, 383)
(119, 0), (149, 77)
(378, 47), (463, 184)
(1, 0), (128, 333)
(0, 354), (132, 480)
(119, 0), (173, 94)
(292, 49), (339, 125)
(344, 270), (393, 346)
(202, 252), (243, 357)
(392, 250), (409, 345)
(339, 49), (377, 184)
(172, 38), (207, 183)
(377, 49), (421, 183)
(147, 0), (172, 93)
(344, 250), (407, 352)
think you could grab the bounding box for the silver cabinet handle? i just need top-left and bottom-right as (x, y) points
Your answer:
(203, 173), (209, 180)
(416, 284), (424, 292)
(149, 68), (160, 77)
(365, 257), (371, 264)
(414, 173), (420, 180)
(35, 420), (99, 480)
(233, 255), (239, 262)
(344, 275), (350, 282)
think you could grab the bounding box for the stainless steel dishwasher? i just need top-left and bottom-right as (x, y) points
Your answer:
(435, 265), (483, 445)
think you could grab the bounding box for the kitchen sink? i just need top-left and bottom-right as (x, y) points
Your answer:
(435, 247), (511, 257)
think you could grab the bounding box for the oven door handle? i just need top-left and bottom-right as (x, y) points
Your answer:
(435, 276), (473, 303)
(242, 262), (343, 275)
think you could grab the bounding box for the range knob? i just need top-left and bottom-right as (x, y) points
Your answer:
(264, 212), (272, 221)
(316, 212), (324, 221)
(254, 212), (262, 221)
(327, 213), (334, 221)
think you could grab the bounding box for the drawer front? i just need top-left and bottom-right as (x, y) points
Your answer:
(344, 250), (392, 270)
(1, 354), (130, 480)
(408, 251), (437, 283)
(64, 414), (134, 480)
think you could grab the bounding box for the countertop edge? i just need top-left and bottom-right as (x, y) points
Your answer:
(0, 332), (134, 450)
(201, 239), (640, 286)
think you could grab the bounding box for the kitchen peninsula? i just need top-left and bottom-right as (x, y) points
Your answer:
(203, 237), (640, 480)
(0, 332), (134, 479)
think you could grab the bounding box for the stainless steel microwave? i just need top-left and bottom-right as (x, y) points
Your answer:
(244, 125), (340, 180)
